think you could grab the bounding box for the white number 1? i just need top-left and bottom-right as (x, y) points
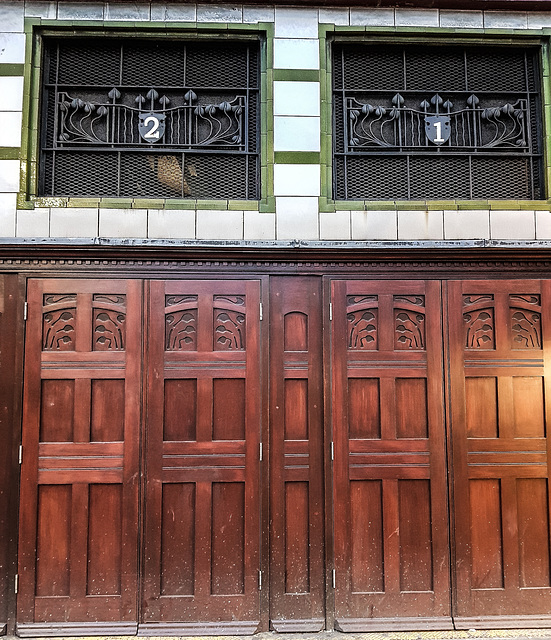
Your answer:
(433, 121), (445, 143)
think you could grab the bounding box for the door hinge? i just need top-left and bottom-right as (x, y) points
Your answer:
(259, 302), (263, 321)
(14, 574), (18, 594)
(329, 302), (332, 321)
(331, 441), (334, 461)
(258, 570), (262, 590)
(332, 569), (336, 589)
(23, 301), (28, 321)
(259, 442), (263, 462)
(19, 445), (23, 465)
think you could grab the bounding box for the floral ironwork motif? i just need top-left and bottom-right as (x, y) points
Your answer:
(214, 296), (246, 351)
(347, 93), (530, 151)
(347, 295), (378, 350)
(43, 294), (77, 351)
(510, 294), (542, 349)
(394, 296), (425, 350)
(93, 294), (126, 351)
(165, 295), (198, 351)
(463, 295), (495, 349)
(56, 88), (245, 149)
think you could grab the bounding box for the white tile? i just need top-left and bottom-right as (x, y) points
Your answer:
(274, 39), (319, 70)
(536, 210), (551, 240)
(151, 4), (197, 20)
(99, 208), (147, 238)
(444, 209), (489, 239)
(0, 112), (22, 147)
(276, 196), (319, 240)
(16, 207), (50, 237)
(0, 3), (25, 32)
(528, 13), (551, 29)
(244, 211), (276, 240)
(275, 8), (319, 38)
(197, 4), (242, 22)
(274, 164), (320, 196)
(439, 10), (484, 28)
(0, 198), (16, 237)
(319, 8), (349, 25)
(0, 33), (26, 64)
(148, 209), (196, 239)
(57, 2), (104, 19)
(243, 6), (274, 23)
(483, 12), (528, 29)
(395, 9), (439, 27)
(0, 160), (20, 192)
(24, 2), (57, 19)
(274, 116), (320, 152)
(196, 210), (243, 240)
(351, 210), (397, 240)
(0, 76), (24, 111)
(490, 209), (535, 240)
(50, 208), (98, 238)
(320, 210), (351, 240)
(398, 210), (443, 240)
(350, 8), (394, 26)
(105, 3), (151, 21)
(274, 81), (320, 117)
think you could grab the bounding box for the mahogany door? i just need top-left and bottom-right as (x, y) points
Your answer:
(141, 280), (262, 633)
(268, 277), (325, 631)
(17, 279), (142, 634)
(449, 280), (551, 627)
(330, 280), (451, 630)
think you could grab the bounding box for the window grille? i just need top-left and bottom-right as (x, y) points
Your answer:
(332, 43), (544, 200)
(40, 38), (260, 200)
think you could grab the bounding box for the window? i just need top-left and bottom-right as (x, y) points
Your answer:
(332, 42), (543, 200)
(40, 37), (260, 200)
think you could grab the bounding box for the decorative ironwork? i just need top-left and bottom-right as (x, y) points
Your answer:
(347, 93), (530, 151)
(347, 296), (378, 350)
(43, 294), (77, 351)
(394, 296), (425, 350)
(165, 295), (198, 351)
(463, 295), (495, 349)
(510, 295), (542, 349)
(214, 296), (246, 350)
(92, 294), (126, 351)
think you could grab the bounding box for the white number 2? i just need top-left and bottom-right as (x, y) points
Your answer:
(433, 121), (445, 143)
(143, 115), (160, 139)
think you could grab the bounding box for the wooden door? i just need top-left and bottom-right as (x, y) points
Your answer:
(17, 279), (142, 634)
(331, 280), (451, 630)
(268, 277), (325, 631)
(141, 280), (262, 634)
(449, 280), (551, 628)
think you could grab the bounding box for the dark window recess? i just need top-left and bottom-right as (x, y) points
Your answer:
(40, 38), (260, 199)
(333, 43), (544, 200)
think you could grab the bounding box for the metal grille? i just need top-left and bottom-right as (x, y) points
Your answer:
(333, 43), (544, 200)
(40, 37), (260, 199)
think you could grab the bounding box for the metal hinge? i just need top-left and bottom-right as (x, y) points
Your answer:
(259, 442), (263, 462)
(23, 301), (28, 321)
(332, 569), (336, 589)
(258, 570), (262, 590)
(331, 441), (334, 461)
(259, 302), (263, 321)
(329, 302), (332, 321)
(14, 574), (18, 594)
(19, 445), (23, 465)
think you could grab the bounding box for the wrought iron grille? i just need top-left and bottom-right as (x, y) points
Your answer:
(333, 43), (544, 200)
(40, 38), (260, 199)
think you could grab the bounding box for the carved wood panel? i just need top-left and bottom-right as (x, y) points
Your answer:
(449, 280), (551, 627)
(332, 280), (451, 631)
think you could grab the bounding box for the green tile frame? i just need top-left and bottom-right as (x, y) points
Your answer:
(319, 24), (551, 212)
(18, 17), (275, 212)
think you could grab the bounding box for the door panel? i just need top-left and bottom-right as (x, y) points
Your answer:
(141, 280), (261, 633)
(449, 280), (551, 627)
(17, 279), (141, 634)
(269, 277), (325, 631)
(331, 280), (451, 630)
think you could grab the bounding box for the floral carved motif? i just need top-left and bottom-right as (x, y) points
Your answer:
(510, 294), (542, 349)
(165, 295), (198, 351)
(214, 296), (246, 351)
(93, 294), (126, 351)
(43, 294), (77, 351)
(394, 296), (425, 350)
(463, 294), (495, 349)
(347, 295), (378, 350)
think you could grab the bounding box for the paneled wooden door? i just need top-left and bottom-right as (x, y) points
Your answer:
(141, 280), (262, 633)
(330, 279), (452, 631)
(17, 279), (142, 634)
(449, 280), (551, 628)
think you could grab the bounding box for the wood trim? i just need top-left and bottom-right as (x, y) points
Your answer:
(138, 622), (260, 635)
(454, 616), (551, 630)
(16, 623), (138, 637)
(335, 616), (455, 631)
(270, 619), (325, 632)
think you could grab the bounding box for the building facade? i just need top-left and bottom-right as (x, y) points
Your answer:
(2, 0), (551, 635)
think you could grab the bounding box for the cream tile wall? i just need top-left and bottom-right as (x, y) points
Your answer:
(1, 1), (551, 244)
